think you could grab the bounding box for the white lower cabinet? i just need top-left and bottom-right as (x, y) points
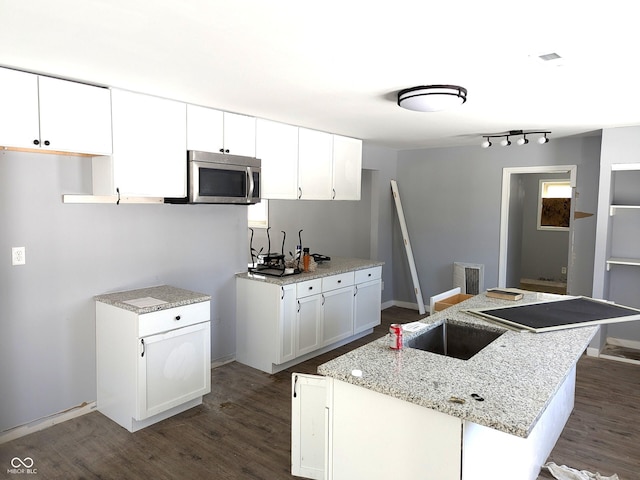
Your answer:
(96, 300), (211, 432)
(236, 266), (381, 374)
(354, 267), (382, 334)
(297, 293), (323, 356)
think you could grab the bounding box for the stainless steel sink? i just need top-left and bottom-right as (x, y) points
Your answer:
(406, 321), (504, 360)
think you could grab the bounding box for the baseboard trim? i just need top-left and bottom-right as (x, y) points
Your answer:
(389, 300), (421, 311)
(0, 401), (97, 445)
(211, 354), (235, 369)
(606, 336), (640, 350)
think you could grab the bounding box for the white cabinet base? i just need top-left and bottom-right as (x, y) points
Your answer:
(99, 397), (203, 433)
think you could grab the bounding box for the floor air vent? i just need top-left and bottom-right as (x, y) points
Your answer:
(453, 262), (484, 295)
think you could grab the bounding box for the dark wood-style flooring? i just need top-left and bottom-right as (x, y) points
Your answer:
(1, 307), (637, 479)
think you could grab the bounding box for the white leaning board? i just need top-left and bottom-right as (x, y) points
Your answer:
(391, 180), (426, 314)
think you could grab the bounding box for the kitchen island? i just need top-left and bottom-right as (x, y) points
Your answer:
(293, 291), (598, 480)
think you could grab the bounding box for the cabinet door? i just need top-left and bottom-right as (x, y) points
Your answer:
(298, 128), (333, 200)
(38, 76), (112, 155)
(0, 67), (40, 148)
(186, 104), (224, 153)
(223, 112), (256, 157)
(291, 373), (328, 480)
(278, 284), (297, 364)
(297, 294), (323, 356)
(110, 89), (187, 196)
(353, 280), (381, 334)
(137, 322), (210, 420)
(322, 286), (354, 346)
(332, 135), (362, 200)
(257, 118), (299, 199)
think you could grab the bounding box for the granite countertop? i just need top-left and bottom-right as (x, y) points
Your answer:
(318, 292), (598, 438)
(94, 285), (211, 314)
(236, 257), (384, 285)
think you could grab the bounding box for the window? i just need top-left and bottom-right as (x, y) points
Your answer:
(248, 199), (268, 228)
(538, 180), (571, 231)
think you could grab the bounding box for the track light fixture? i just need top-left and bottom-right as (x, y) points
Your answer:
(480, 130), (550, 148)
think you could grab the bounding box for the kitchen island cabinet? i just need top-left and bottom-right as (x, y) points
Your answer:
(293, 292), (598, 480)
(95, 285), (211, 432)
(235, 258), (382, 374)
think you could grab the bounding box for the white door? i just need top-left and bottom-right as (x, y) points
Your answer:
(186, 104), (224, 153)
(0, 67), (40, 148)
(322, 287), (354, 346)
(38, 75), (112, 155)
(291, 373), (328, 480)
(332, 136), (362, 200)
(297, 295), (323, 356)
(353, 279), (381, 334)
(257, 118), (299, 199)
(298, 128), (333, 200)
(110, 89), (187, 197)
(278, 284), (297, 364)
(137, 322), (210, 420)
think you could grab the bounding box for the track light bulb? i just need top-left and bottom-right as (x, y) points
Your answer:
(481, 138), (492, 148)
(517, 136), (529, 146)
(538, 134), (549, 144)
(500, 137), (511, 147)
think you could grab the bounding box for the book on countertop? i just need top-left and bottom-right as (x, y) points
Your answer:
(486, 289), (524, 301)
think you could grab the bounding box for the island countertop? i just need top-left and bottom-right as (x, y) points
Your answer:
(236, 257), (384, 286)
(317, 291), (598, 438)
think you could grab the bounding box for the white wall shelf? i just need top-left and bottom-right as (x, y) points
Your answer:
(609, 204), (640, 215)
(606, 257), (640, 271)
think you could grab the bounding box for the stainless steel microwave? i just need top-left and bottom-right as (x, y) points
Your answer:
(167, 150), (261, 204)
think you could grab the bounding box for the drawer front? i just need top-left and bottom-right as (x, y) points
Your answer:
(138, 301), (210, 337)
(297, 279), (322, 298)
(322, 272), (354, 292)
(355, 266), (382, 284)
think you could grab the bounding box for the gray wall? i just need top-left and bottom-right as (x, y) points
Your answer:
(250, 170), (373, 263)
(519, 173), (570, 282)
(394, 135), (601, 305)
(0, 150), (248, 432)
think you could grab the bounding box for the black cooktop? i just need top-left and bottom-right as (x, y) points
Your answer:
(468, 296), (640, 332)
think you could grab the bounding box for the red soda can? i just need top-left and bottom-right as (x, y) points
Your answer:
(389, 324), (403, 350)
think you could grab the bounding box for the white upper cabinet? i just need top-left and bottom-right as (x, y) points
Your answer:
(186, 104), (223, 153)
(97, 89), (186, 197)
(298, 128), (334, 200)
(223, 112), (256, 157)
(0, 68), (40, 148)
(332, 135), (362, 200)
(256, 119), (299, 199)
(38, 76), (112, 155)
(186, 106), (256, 157)
(0, 67), (112, 155)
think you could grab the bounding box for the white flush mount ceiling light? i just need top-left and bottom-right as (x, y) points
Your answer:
(397, 85), (468, 112)
(481, 130), (551, 148)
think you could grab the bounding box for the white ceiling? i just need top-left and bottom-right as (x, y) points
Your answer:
(2, 0), (639, 149)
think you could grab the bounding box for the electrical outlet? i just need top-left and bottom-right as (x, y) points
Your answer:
(381, 281), (385, 291)
(12, 247), (26, 266)
(561, 266), (567, 275)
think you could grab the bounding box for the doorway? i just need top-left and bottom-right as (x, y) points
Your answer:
(498, 166), (577, 294)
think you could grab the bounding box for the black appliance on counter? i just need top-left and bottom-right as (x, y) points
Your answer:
(248, 228), (331, 277)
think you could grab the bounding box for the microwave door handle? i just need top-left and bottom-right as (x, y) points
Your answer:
(246, 167), (255, 199)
